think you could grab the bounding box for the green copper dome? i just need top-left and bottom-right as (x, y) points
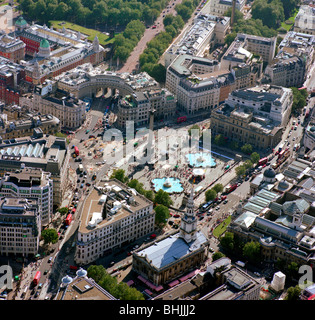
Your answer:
(15, 16), (27, 26)
(40, 39), (50, 48)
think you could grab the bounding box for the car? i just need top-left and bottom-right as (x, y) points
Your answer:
(80, 183), (84, 188)
(254, 272), (261, 277)
(209, 247), (215, 253)
(223, 199), (228, 204)
(48, 257), (53, 263)
(173, 214), (180, 218)
(89, 135), (95, 139)
(86, 182), (91, 186)
(77, 179), (80, 183)
(38, 283), (43, 289)
(292, 137), (296, 141)
(86, 129), (90, 134)
(34, 291), (40, 298)
(199, 216), (204, 221)
(216, 206), (220, 210)
(152, 25), (157, 29)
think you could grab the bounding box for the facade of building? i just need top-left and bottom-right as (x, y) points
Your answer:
(303, 108), (315, 152)
(220, 33), (275, 71)
(294, 5), (315, 35)
(209, 0), (246, 15)
(264, 32), (315, 88)
(75, 179), (155, 266)
(0, 197), (41, 257)
(0, 167), (53, 226)
(210, 103), (284, 150)
(132, 189), (209, 286)
(223, 85), (293, 126)
(116, 88), (177, 128)
(13, 17), (105, 85)
(164, 14), (230, 68)
(116, 92), (151, 128)
(0, 110), (60, 139)
(0, 56), (26, 106)
(0, 134), (70, 207)
(0, 33), (25, 63)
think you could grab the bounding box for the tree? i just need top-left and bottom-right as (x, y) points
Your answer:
(286, 261), (300, 280)
(58, 207), (68, 215)
(154, 204), (170, 225)
(212, 183), (224, 193)
(250, 152), (260, 164)
(41, 228), (58, 245)
(87, 265), (107, 283)
(285, 285), (301, 300)
(235, 165), (246, 177)
(241, 143), (253, 155)
(224, 32), (237, 47)
(188, 124), (200, 137)
(154, 189), (173, 207)
(205, 188), (217, 202)
(110, 169), (128, 183)
(220, 232), (234, 251)
(212, 252), (225, 261)
(243, 241), (261, 263)
(214, 134), (225, 146)
(290, 87), (307, 114)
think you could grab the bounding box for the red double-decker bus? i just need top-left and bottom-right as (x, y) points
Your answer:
(33, 271), (41, 286)
(177, 116), (187, 123)
(65, 213), (72, 226)
(74, 146), (79, 156)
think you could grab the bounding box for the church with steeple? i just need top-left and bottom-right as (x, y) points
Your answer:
(132, 186), (210, 286)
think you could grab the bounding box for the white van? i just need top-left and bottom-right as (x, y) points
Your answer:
(235, 261), (245, 268)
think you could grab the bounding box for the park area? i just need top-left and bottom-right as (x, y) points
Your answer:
(212, 215), (232, 238)
(49, 20), (117, 46)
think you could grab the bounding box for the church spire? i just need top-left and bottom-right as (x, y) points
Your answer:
(179, 185), (197, 243)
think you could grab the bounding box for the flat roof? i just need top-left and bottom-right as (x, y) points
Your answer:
(79, 179), (152, 234)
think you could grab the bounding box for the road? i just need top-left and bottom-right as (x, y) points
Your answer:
(118, 0), (185, 73)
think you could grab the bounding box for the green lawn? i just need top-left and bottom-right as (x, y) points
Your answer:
(280, 8), (299, 31)
(212, 215), (231, 238)
(49, 20), (117, 46)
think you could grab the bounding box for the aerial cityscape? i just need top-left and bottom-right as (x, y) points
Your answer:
(0, 0), (314, 307)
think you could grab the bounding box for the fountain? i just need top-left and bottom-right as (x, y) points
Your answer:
(186, 152), (216, 168)
(152, 177), (183, 193)
(163, 178), (172, 188)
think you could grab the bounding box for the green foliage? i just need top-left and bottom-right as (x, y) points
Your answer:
(235, 165), (246, 177)
(127, 179), (155, 201)
(241, 143), (253, 155)
(212, 252), (225, 261)
(87, 265), (144, 300)
(154, 189), (173, 207)
(285, 285), (301, 300)
(290, 87), (307, 114)
(243, 241), (261, 263)
(154, 204), (170, 225)
(41, 228), (59, 245)
(58, 207), (68, 215)
(205, 188), (217, 202)
(213, 134), (226, 146)
(113, 20), (145, 63)
(220, 231), (234, 251)
(110, 169), (129, 183)
(212, 183), (224, 193)
(19, 0), (170, 28)
(250, 152), (260, 164)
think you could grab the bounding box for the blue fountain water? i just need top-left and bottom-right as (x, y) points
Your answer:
(186, 152), (216, 168)
(152, 177), (184, 193)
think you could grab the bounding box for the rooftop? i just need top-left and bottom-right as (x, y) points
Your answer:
(134, 231), (208, 270)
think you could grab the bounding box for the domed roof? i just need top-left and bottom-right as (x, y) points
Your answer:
(76, 268), (87, 278)
(310, 126), (315, 132)
(278, 180), (290, 190)
(264, 167), (276, 179)
(40, 39), (50, 48)
(15, 16), (27, 26)
(61, 275), (73, 285)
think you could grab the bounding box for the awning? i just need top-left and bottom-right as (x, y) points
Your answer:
(126, 280), (134, 286)
(168, 279), (179, 287)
